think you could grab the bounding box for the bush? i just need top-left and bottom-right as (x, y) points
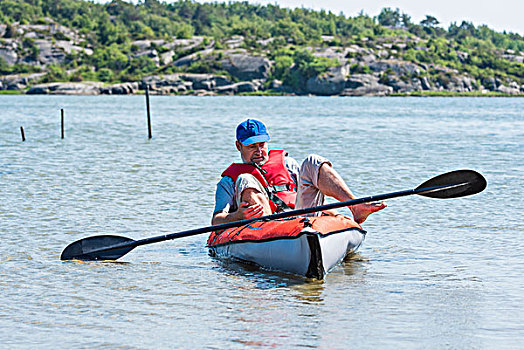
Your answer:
(41, 65), (67, 83)
(350, 63), (371, 74)
(97, 68), (114, 82)
(272, 55), (293, 79)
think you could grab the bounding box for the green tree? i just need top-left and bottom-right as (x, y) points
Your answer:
(420, 15), (440, 28)
(377, 8), (401, 27)
(97, 68), (114, 82)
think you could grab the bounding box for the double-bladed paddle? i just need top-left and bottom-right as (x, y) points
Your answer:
(60, 169), (486, 262)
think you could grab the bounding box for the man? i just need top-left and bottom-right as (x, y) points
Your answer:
(212, 119), (386, 225)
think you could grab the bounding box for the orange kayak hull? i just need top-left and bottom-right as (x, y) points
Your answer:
(207, 215), (366, 279)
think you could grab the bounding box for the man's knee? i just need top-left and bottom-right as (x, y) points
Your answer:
(240, 188), (266, 206)
(301, 154), (331, 171)
(236, 174), (265, 193)
(300, 154), (332, 188)
(235, 173), (268, 204)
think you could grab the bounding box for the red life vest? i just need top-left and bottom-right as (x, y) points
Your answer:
(221, 150), (297, 213)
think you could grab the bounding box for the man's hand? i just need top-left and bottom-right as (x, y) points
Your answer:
(211, 201), (265, 225)
(236, 201), (264, 219)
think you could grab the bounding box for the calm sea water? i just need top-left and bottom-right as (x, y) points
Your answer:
(0, 95), (522, 349)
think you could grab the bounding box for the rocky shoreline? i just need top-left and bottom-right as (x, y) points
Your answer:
(3, 52), (523, 96)
(1, 21), (523, 96)
(2, 67), (522, 96)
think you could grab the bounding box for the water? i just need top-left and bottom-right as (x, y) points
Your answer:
(0, 95), (522, 349)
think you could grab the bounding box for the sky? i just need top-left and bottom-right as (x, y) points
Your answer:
(94, 0), (524, 35)
(244, 0), (524, 35)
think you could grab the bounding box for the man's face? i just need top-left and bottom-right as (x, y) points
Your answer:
(236, 141), (269, 166)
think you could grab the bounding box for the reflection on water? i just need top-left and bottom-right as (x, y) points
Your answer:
(0, 96), (522, 349)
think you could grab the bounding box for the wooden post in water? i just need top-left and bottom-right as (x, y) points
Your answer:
(20, 126), (26, 142)
(146, 84), (153, 140)
(145, 84), (152, 139)
(61, 109), (64, 139)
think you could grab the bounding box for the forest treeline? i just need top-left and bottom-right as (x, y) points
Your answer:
(1, 0), (523, 89)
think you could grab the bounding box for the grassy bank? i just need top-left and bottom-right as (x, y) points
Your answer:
(390, 91), (523, 97)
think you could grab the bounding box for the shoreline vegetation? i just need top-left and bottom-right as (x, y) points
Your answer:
(1, 89), (521, 98)
(1, 0), (523, 97)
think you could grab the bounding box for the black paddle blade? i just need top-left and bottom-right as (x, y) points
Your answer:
(415, 170), (487, 199)
(60, 235), (136, 261)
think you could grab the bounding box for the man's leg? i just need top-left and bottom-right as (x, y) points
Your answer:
(235, 174), (272, 217)
(295, 154), (330, 211)
(296, 154), (385, 223)
(317, 163), (386, 224)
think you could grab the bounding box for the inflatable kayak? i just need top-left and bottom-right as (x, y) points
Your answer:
(207, 215), (366, 279)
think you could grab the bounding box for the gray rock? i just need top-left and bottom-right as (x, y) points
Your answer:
(133, 49), (160, 66)
(345, 74), (379, 89)
(310, 47), (347, 65)
(55, 40), (93, 56)
(26, 84), (53, 94)
(160, 50), (175, 65)
(35, 39), (66, 64)
(420, 76), (432, 90)
(503, 54), (524, 63)
(0, 73), (45, 90)
(178, 73), (213, 86)
(269, 79), (283, 91)
(376, 50), (389, 58)
(166, 36), (205, 51)
(178, 73), (232, 90)
(305, 66), (348, 96)
(220, 53), (271, 80)
(142, 74), (226, 92)
(250, 79), (265, 90)
(179, 82), (193, 92)
(382, 75), (422, 92)
(214, 84), (236, 94)
(130, 40), (165, 50)
(496, 85), (521, 95)
(341, 85), (392, 96)
(172, 48), (213, 67)
(101, 82), (139, 95)
(236, 82), (258, 93)
(213, 76), (232, 87)
(19, 23), (80, 42)
(143, 74), (183, 89)
(196, 79), (214, 90)
(359, 54), (377, 65)
(343, 74), (393, 96)
(347, 44), (371, 55)
(256, 38), (275, 46)
(458, 76), (476, 91)
(26, 82), (103, 95)
(457, 51), (469, 63)
(191, 89), (216, 96)
(509, 81), (519, 89)
(0, 47), (18, 65)
(369, 60), (423, 75)
(150, 86), (180, 95)
(436, 74), (477, 92)
(482, 77), (497, 91)
(215, 81), (258, 94)
(224, 35), (244, 49)
(24, 31), (40, 40)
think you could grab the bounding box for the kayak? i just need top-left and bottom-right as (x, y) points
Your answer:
(207, 215), (366, 279)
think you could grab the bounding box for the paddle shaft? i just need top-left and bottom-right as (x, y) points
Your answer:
(80, 182), (462, 256)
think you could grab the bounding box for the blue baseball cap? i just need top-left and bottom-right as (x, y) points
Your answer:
(236, 119), (270, 145)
